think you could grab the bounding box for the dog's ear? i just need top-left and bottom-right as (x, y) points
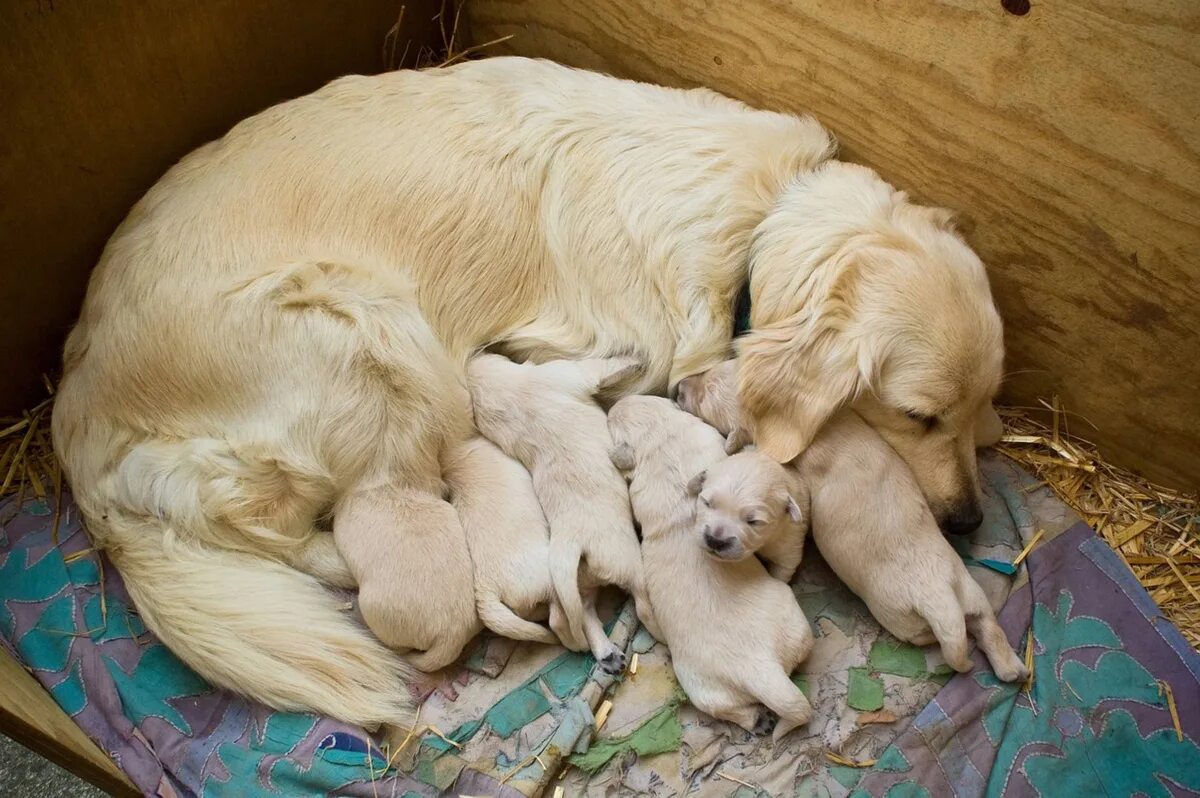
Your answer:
(687, 470), (707, 496)
(609, 442), (635, 471)
(724, 426), (752, 455)
(736, 317), (862, 464)
(973, 401), (1003, 448)
(785, 496), (803, 524)
(572, 357), (644, 398)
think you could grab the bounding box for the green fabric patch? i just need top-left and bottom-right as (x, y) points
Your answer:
(569, 693), (684, 773)
(873, 745), (912, 773)
(929, 664), (956, 686)
(542, 651), (595, 699)
(791, 673), (810, 696)
(485, 682), (552, 738)
(829, 763), (865, 789)
(847, 667), (884, 711)
(868, 638), (928, 679)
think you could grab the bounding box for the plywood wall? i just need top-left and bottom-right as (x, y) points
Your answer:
(468, 0), (1200, 489)
(0, 0), (439, 415)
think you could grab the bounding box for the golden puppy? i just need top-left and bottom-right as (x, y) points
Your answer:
(736, 161), (1004, 535)
(445, 437), (566, 645)
(335, 484), (481, 672)
(680, 363), (1026, 681)
(467, 354), (657, 673)
(690, 451), (806, 582)
(608, 396), (813, 740)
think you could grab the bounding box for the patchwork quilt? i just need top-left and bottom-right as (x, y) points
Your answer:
(2, 451), (1197, 797)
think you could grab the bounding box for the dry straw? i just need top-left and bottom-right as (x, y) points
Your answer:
(996, 399), (1198, 651)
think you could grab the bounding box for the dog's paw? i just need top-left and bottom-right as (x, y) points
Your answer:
(752, 708), (778, 736)
(597, 645), (627, 675)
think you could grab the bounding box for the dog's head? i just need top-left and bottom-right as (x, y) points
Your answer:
(688, 451), (803, 560)
(738, 163), (1003, 535)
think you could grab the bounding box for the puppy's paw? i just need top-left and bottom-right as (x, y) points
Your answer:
(597, 644), (627, 675)
(752, 708), (778, 736)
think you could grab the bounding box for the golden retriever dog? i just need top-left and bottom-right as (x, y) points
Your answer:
(690, 451), (806, 582)
(53, 57), (1001, 724)
(444, 437), (566, 645)
(678, 363), (1026, 681)
(335, 483), (481, 672)
(467, 354), (656, 673)
(608, 396), (813, 740)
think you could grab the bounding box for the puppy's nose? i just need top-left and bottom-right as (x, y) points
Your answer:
(941, 502), (984, 536)
(704, 532), (732, 552)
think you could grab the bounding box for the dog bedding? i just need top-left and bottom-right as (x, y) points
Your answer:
(2, 451), (1198, 797)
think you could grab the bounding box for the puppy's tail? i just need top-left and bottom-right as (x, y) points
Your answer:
(107, 513), (414, 729)
(756, 668), (813, 743)
(919, 593), (972, 674)
(478, 592), (559, 645)
(549, 540), (587, 648)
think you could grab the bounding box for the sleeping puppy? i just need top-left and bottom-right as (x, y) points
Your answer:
(445, 436), (566, 645)
(467, 354), (658, 674)
(691, 450), (806, 583)
(335, 484), (481, 672)
(680, 362), (1028, 682)
(608, 395), (813, 740)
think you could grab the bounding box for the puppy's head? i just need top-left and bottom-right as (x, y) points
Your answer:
(739, 162), (1002, 535)
(676, 360), (752, 453)
(688, 451), (803, 561)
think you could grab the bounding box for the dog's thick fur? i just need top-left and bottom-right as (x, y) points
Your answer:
(467, 354), (656, 672)
(679, 363), (1025, 681)
(609, 396), (813, 740)
(52, 57), (1002, 721)
(445, 437), (564, 645)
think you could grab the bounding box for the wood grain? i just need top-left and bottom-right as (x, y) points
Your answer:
(467, 0), (1200, 489)
(0, 648), (138, 796)
(0, 0), (440, 416)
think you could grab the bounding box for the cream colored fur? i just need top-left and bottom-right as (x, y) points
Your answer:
(467, 354), (658, 672)
(445, 437), (565, 645)
(51, 56), (999, 721)
(608, 396), (813, 741)
(690, 451), (806, 582)
(680, 363), (1025, 681)
(335, 482), (480, 672)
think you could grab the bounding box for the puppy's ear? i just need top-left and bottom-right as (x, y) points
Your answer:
(736, 321), (861, 463)
(724, 426), (752, 455)
(785, 496), (803, 524)
(609, 442), (635, 471)
(973, 401), (1003, 448)
(573, 357), (644, 398)
(687, 470), (707, 496)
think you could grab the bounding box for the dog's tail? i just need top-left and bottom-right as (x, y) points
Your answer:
(477, 591), (559, 645)
(959, 577), (1028, 682)
(107, 514), (414, 729)
(919, 593), (972, 674)
(755, 667), (813, 743)
(549, 539), (587, 648)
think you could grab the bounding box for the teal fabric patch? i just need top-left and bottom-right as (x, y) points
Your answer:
(50, 659), (87, 716)
(485, 682), (552, 738)
(103, 647), (209, 735)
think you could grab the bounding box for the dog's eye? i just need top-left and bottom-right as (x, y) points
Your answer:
(747, 517), (766, 526)
(905, 410), (938, 431)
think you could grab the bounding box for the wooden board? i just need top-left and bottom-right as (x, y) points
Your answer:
(466, 0), (1200, 490)
(0, 648), (138, 796)
(0, 0), (440, 416)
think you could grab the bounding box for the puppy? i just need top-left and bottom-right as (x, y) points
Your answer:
(335, 483), (481, 672)
(679, 362), (1027, 681)
(445, 437), (566, 645)
(467, 354), (657, 673)
(691, 451), (806, 582)
(609, 395), (813, 740)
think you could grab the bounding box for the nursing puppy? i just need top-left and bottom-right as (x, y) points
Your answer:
(445, 437), (565, 645)
(467, 354), (656, 673)
(680, 364), (1027, 681)
(608, 396), (813, 740)
(335, 484), (481, 672)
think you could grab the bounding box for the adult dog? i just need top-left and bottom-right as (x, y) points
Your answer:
(52, 57), (1003, 727)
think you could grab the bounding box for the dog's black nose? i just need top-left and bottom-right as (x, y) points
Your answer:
(941, 503), (984, 536)
(704, 532), (732, 552)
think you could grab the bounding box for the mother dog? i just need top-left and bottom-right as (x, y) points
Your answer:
(52, 57), (1003, 729)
